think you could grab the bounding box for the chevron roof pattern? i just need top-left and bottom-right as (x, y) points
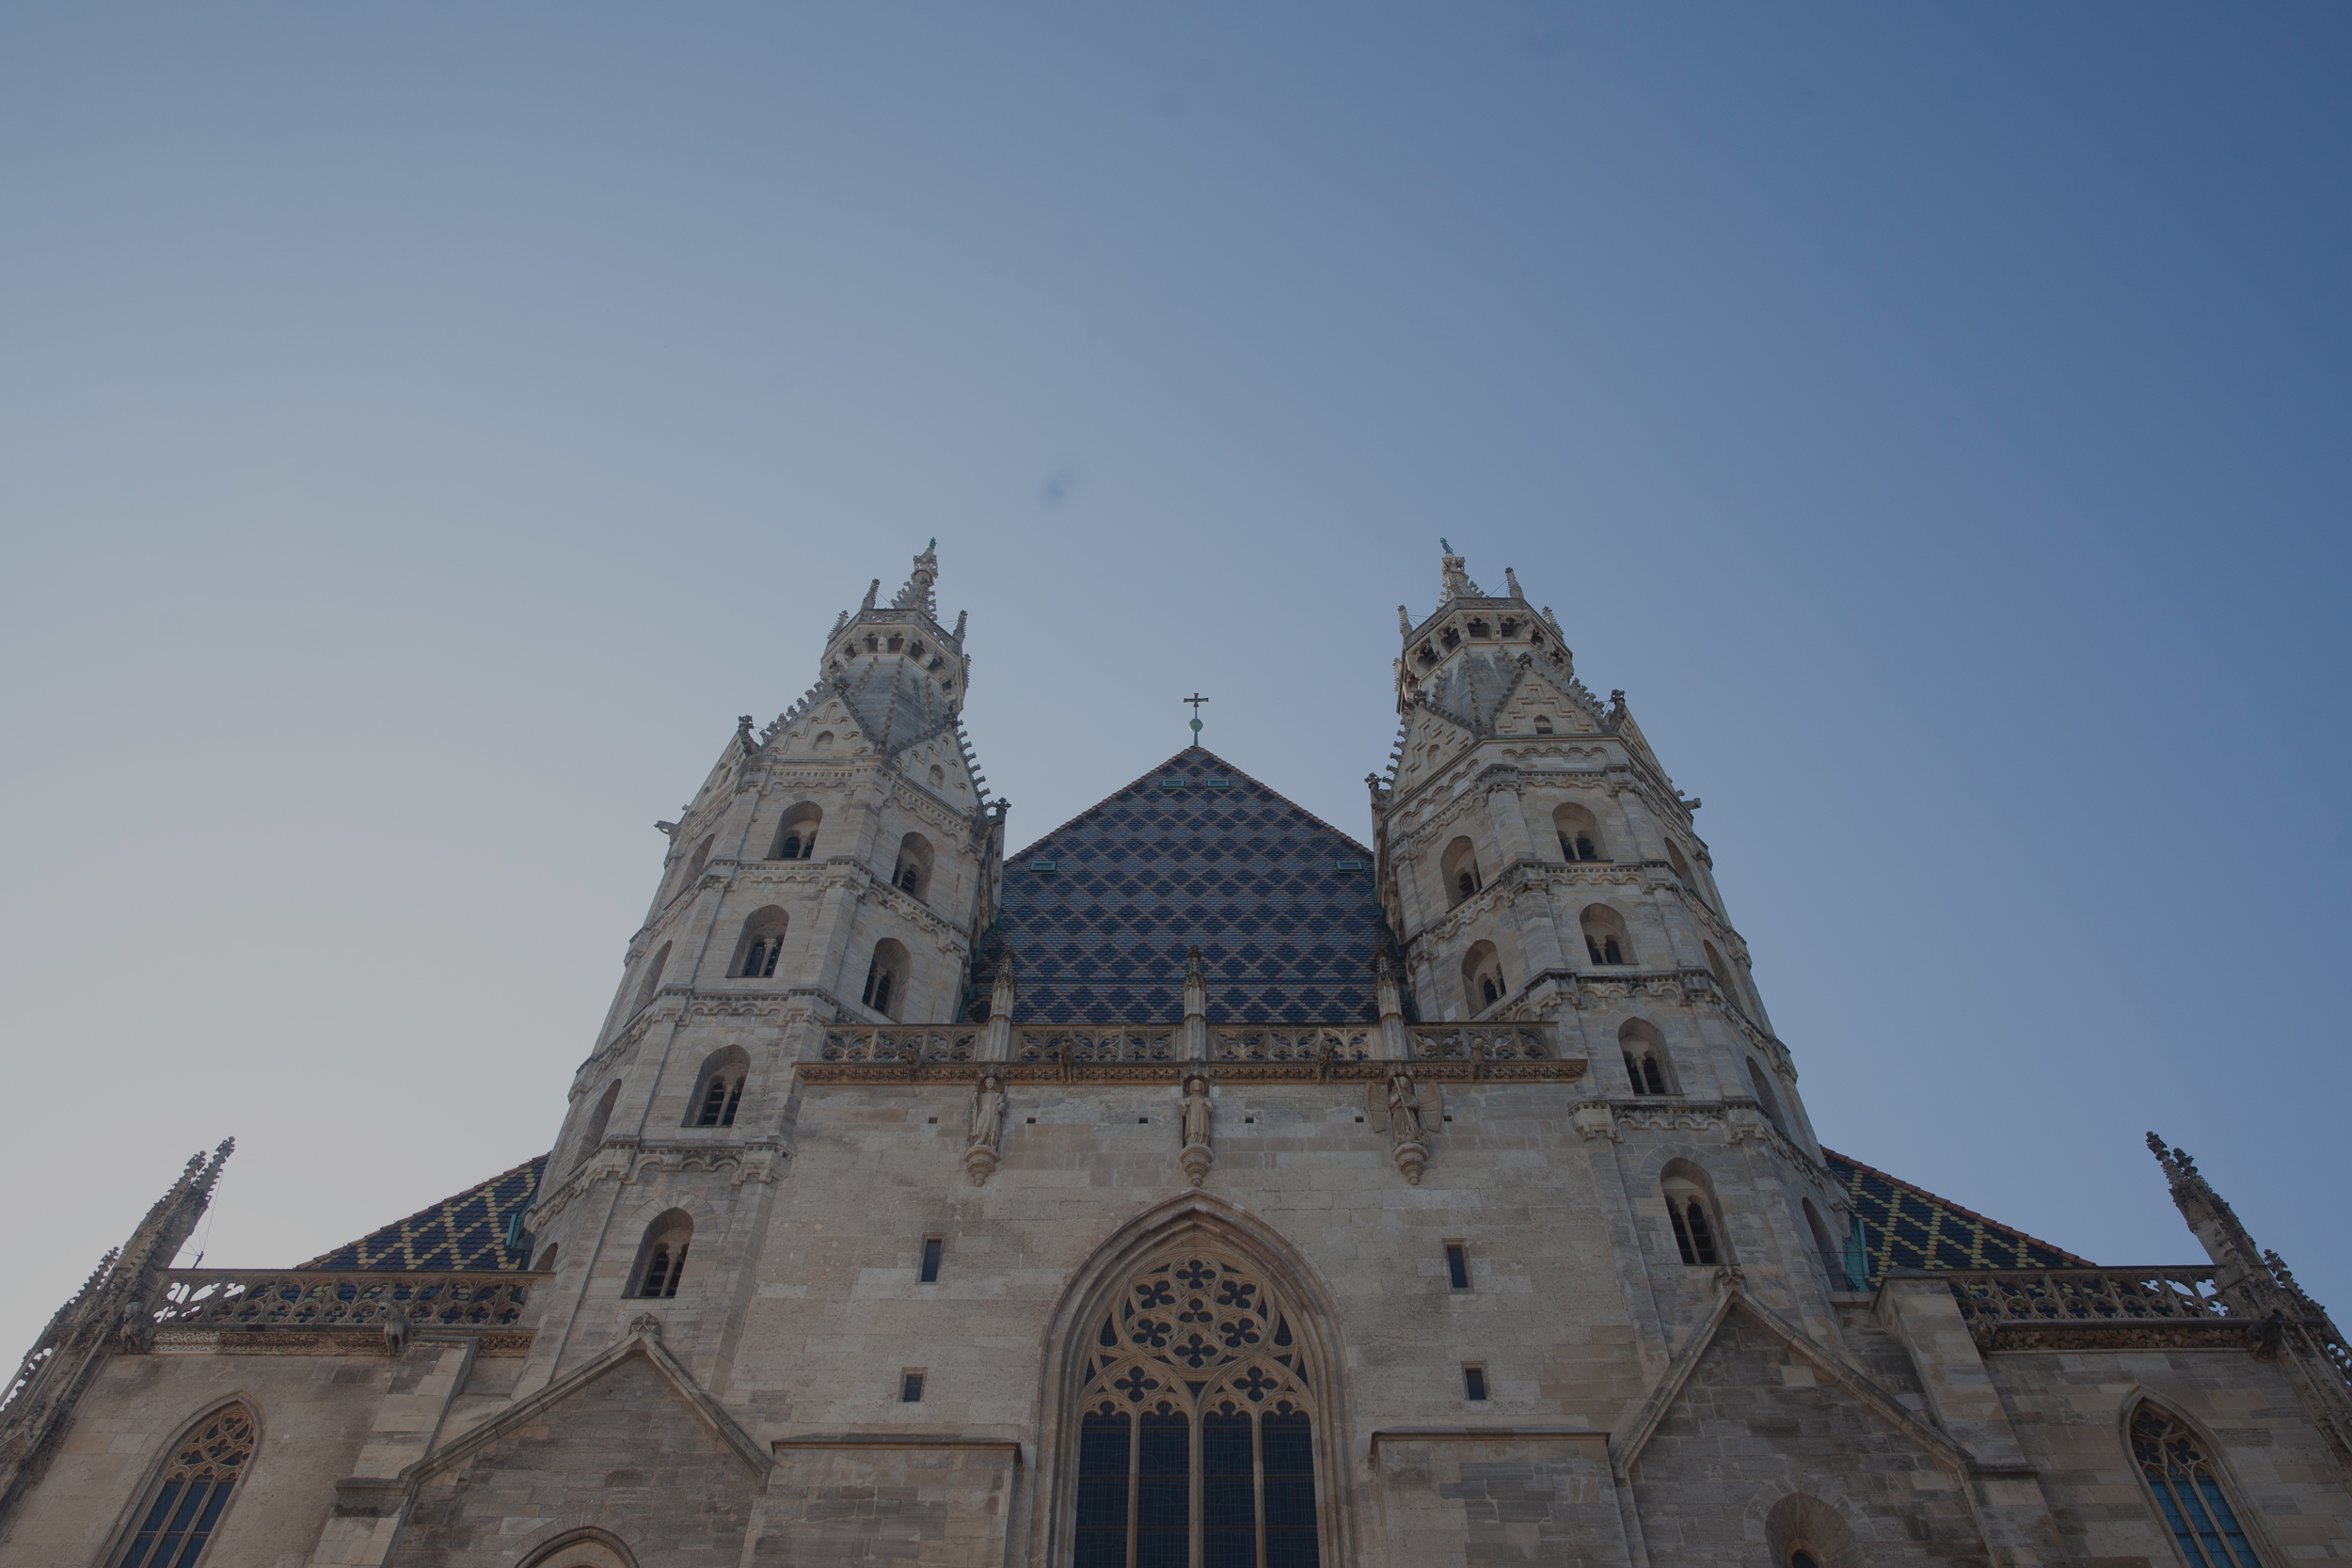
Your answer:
(302, 1155), (546, 1272)
(1825, 1148), (2090, 1285)
(973, 748), (1396, 1025)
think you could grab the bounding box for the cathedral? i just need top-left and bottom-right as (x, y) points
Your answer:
(5, 544), (2349, 1568)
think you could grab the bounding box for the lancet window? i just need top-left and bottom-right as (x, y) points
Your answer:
(2130, 1405), (2266, 1568)
(1073, 1252), (1322, 1568)
(115, 1402), (256, 1568)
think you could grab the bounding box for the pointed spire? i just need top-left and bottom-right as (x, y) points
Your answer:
(1438, 544), (1484, 604)
(1504, 566), (1524, 600)
(952, 610), (967, 644)
(892, 540), (939, 615)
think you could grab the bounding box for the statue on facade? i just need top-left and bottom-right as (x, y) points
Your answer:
(1178, 1075), (1214, 1187)
(1364, 1070), (1443, 1186)
(964, 1073), (1007, 1188)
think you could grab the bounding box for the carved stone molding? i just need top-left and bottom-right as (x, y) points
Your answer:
(793, 1058), (1586, 1088)
(625, 1137), (788, 1187)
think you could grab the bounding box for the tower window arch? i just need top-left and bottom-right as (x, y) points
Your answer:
(113, 1402), (256, 1568)
(630, 1210), (693, 1299)
(1440, 836), (1483, 907)
(770, 802), (822, 861)
(1618, 1019), (1675, 1096)
(574, 1080), (621, 1170)
(862, 938), (911, 1020)
(1071, 1250), (1323, 1568)
(1552, 801), (1604, 862)
(631, 942), (672, 1017)
(1532, 715), (1553, 735)
(687, 1046), (749, 1129)
(1661, 1162), (1726, 1267)
(2131, 1403), (2268, 1568)
(893, 832), (935, 898)
(1745, 1058), (1788, 1137)
(686, 835), (715, 880)
(1579, 904), (1633, 966)
(1461, 941), (1505, 1015)
(1802, 1198), (1846, 1291)
(732, 906), (788, 979)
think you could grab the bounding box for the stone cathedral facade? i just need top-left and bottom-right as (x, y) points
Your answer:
(6, 546), (2351, 1568)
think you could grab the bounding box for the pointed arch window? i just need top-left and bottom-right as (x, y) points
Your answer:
(1072, 1252), (1322, 1568)
(115, 1402), (256, 1568)
(2131, 1405), (2267, 1567)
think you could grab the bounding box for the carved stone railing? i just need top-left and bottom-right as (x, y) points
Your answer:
(818, 1026), (982, 1064)
(1406, 1023), (1549, 1062)
(1944, 1268), (2236, 1342)
(1213, 1027), (1375, 1064)
(1018, 1026), (1179, 1064)
(152, 1270), (533, 1331)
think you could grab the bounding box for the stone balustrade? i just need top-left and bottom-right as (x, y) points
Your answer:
(152, 1270), (534, 1332)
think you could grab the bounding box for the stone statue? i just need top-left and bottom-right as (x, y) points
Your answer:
(963, 1074), (1008, 1188)
(1178, 1075), (1215, 1187)
(1363, 1071), (1444, 1186)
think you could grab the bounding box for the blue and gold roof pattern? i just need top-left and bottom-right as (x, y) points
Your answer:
(1825, 1148), (2090, 1285)
(302, 1155), (546, 1272)
(974, 748), (1397, 1026)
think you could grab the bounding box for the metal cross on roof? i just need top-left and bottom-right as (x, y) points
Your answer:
(1184, 692), (1208, 740)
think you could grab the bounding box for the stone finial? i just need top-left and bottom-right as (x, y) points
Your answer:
(1398, 604), (1412, 635)
(952, 610), (967, 643)
(892, 542), (940, 615)
(862, 578), (881, 611)
(1438, 546), (1484, 604)
(1505, 566), (1524, 599)
(1178, 1076), (1214, 1186)
(736, 715), (756, 754)
(990, 948), (1019, 1019)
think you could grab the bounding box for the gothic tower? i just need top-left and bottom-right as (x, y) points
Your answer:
(1373, 546), (1853, 1329)
(516, 542), (1005, 1395)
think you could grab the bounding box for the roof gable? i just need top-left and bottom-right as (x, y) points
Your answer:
(980, 748), (1393, 1025)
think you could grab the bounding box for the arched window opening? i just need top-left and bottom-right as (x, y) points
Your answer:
(862, 938), (911, 1020)
(686, 835), (714, 879)
(1466, 618), (1490, 638)
(114, 1402), (256, 1568)
(1662, 1164), (1725, 1267)
(1580, 905), (1633, 967)
(770, 802), (822, 861)
(630, 1211), (692, 1300)
(886, 634), (903, 652)
(1619, 1020), (1673, 1096)
(1553, 802), (1603, 862)
(1703, 941), (1742, 1007)
(732, 906), (788, 979)
(1767, 1493), (1856, 1568)
(893, 832), (935, 899)
(632, 942), (671, 1016)
(1440, 837), (1482, 908)
(688, 1047), (750, 1130)
(576, 1081), (620, 1170)
(1416, 642), (1437, 668)
(1746, 1059), (1788, 1136)
(1791, 1554), (1820, 1568)
(1441, 625), (1460, 648)
(1072, 1251), (1322, 1568)
(1533, 715), (1553, 735)
(1803, 1199), (1846, 1291)
(1461, 942), (1504, 1017)
(2131, 1404), (2267, 1568)
(533, 1243), (559, 1273)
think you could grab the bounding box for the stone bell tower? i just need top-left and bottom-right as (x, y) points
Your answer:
(515, 543), (1006, 1397)
(1370, 546), (1852, 1319)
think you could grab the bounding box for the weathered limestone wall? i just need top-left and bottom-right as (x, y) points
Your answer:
(760, 1440), (1020, 1566)
(1989, 1346), (2352, 1565)
(0, 1351), (386, 1568)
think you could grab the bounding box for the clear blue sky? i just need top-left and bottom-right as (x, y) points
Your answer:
(4, 6), (2347, 1359)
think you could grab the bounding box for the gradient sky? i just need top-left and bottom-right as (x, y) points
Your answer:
(4, 6), (2347, 1360)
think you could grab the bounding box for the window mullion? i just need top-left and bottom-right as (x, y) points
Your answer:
(1190, 1410), (1204, 1568)
(1127, 1403), (1141, 1568)
(1252, 1411), (1268, 1568)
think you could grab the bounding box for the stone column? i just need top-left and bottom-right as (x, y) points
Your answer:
(983, 952), (1017, 1061)
(1375, 953), (1409, 1060)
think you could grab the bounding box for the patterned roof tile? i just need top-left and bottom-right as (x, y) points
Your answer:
(302, 1155), (547, 1272)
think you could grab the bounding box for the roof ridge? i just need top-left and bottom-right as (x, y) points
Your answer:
(1822, 1146), (2093, 1267)
(1008, 746), (1373, 862)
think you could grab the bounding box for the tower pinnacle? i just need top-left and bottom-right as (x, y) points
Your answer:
(893, 541), (940, 615)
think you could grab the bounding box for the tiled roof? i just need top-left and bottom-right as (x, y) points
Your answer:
(975, 748), (1397, 1025)
(1825, 1148), (2090, 1285)
(301, 1155), (547, 1272)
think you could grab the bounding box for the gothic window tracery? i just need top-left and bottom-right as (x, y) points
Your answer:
(863, 939), (911, 1019)
(2131, 1405), (2267, 1568)
(771, 803), (822, 861)
(734, 907), (788, 978)
(631, 1211), (692, 1299)
(1580, 905), (1633, 966)
(114, 1402), (256, 1568)
(1552, 802), (1603, 862)
(1073, 1253), (1322, 1568)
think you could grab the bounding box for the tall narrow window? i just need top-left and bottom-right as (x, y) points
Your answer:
(901, 1371), (926, 1403)
(1445, 1243), (1470, 1291)
(2132, 1405), (2267, 1568)
(920, 1237), (944, 1283)
(1070, 1252), (1321, 1568)
(115, 1403), (255, 1568)
(862, 939), (910, 1019)
(1668, 1199), (1719, 1266)
(1626, 1052), (1666, 1095)
(1462, 1366), (1487, 1401)
(696, 1076), (741, 1127)
(631, 1211), (692, 1299)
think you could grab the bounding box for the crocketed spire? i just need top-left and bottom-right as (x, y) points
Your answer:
(1438, 539), (1484, 603)
(892, 539), (940, 615)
